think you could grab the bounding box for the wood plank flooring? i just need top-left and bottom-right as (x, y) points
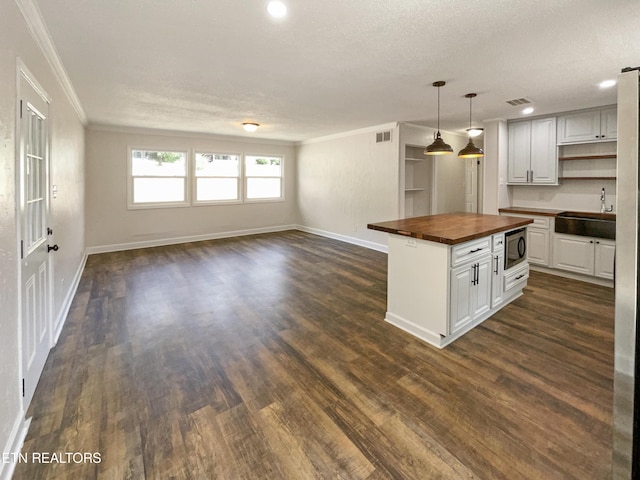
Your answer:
(14, 231), (614, 479)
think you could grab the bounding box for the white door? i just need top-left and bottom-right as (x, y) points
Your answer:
(19, 70), (52, 408)
(465, 158), (478, 213)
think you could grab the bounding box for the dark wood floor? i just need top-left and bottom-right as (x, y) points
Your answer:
(15, 231), (614, 479)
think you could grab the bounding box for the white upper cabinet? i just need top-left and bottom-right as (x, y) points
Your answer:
(557, 107), (617, 144)
(508, 117), (557, 184)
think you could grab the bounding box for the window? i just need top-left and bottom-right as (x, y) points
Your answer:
(127, 149), (285, 208)
(129, 149), (188, 207)
(245, 155), (283, 201)
(195, 152), (241, 203)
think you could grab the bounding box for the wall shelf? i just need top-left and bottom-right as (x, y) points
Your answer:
(558, 176), (616, 181)
(559, 154), (616, 161)
(406, 157), (426, 162)
(405, 188), (426, 192)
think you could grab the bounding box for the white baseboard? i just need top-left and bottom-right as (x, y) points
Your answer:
(295, 225), (388, 253)
(84, 225), (299, 255)
(52, 253), (88, 346)
(0, 415), (30, 480)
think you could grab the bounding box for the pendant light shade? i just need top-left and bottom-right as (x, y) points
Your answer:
(458, 93), (484, 158)
(425, 81), (453, 156)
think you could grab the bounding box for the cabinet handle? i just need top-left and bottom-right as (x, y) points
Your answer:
(470, 247), (483, 253)
(590, 240), (594, 244)
(494, 256), (499, 275)
(515, 274), (525, 280)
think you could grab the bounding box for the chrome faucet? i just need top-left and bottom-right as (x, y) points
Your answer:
(600, 187), (614, 213)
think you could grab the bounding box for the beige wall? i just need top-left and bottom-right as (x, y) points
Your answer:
(296, 125), (401, 249)
(85, 127), (297, 250)
(0, 0), (85, 473)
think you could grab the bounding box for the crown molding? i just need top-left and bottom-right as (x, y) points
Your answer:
(15, 0), (88, 125)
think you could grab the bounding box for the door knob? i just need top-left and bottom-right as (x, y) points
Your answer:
(47, 244), (59, 252)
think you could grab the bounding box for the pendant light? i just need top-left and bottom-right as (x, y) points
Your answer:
(425, 81), (453, 155)
(458, 93), (484, 158)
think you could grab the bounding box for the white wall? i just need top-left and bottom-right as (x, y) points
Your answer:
(0, 1), (85, 476)
(85, 126), (297, 250)
(296, 124), (401, 249)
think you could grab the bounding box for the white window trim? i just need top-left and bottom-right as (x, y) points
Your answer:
(127, 146), (190, 210)
(243, 153), (285, 203)
(192, 151), (243, 206)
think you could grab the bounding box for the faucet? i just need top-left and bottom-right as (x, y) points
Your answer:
(600, 187), (614, 213)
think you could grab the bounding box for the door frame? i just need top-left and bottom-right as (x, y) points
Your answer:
(15, 58), (53, 409)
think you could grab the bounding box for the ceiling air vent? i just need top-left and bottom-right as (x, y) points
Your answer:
(506, 98), (532, 106)
(376, 130), (392, 143)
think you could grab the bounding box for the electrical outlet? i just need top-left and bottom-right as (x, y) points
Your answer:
(406, 238), (417, 248)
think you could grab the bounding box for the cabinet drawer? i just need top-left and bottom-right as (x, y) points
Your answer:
(529, 216), (551, 229)
(492, 233), (505, 252)
(451, 237), (491, 267)
(504, 263), (529, 293)
(502, 213), (550, 229)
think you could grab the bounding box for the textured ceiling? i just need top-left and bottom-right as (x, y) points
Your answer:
(35, 0), (640, 141)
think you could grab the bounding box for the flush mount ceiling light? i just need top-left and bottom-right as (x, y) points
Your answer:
(425, 81), (453, 156)
(466, 127), (483, 137)
(458, 93), (484, 158)
(522, 106), (535, 115)
(599, 79), (617, 89)
(267, 1), (287, 18)
(242, 122), (260, 132)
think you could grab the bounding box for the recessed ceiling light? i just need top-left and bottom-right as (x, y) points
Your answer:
(242, 122), (259, 132)
(267, 1), (287, 18)
(522, 107), (535, 115)
(599, 79), (616, 89)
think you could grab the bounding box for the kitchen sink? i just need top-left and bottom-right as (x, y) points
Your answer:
(555, 211), (616, 239)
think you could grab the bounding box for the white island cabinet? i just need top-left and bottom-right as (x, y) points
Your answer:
(368, 213), (533, 349)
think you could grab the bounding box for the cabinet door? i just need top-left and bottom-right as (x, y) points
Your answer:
(527, 228), (550, 266)
(491, 253), (504, 308)
(530, 117), (557, 184)
(450, 264), (473, 334)
(552, 234), (594, 275)
(600, 107), (617, 141)
(557, 110), (601, 143)
(594, 239), (615, 280)
(472, 256), (492, 318)
(507, 122), (530, 183)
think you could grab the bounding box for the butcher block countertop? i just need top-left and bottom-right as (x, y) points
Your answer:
(367, 213), (533, 245)
(499, 207), (564, 217)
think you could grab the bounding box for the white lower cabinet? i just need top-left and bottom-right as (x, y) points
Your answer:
(594, 240), (615, 279)
(385, 231), (529, 349)
(527, 228), (551, 266)
(450, 255), (492, 334)
(553, 233), (615, 279)
(491, 251), (504, 308)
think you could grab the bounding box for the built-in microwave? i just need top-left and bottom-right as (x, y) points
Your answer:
(505, 228), (527, 270)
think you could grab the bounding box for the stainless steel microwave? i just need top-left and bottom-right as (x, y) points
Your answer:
(505, 228), (527, 270)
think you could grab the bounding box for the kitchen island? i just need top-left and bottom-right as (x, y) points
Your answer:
(368, 213), (533, 348)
